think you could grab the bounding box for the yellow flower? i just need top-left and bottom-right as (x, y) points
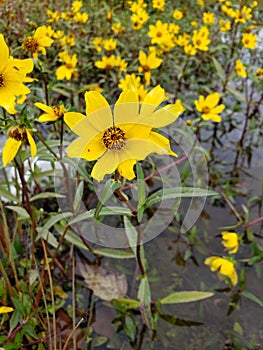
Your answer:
(0, 306), (14, 314)
(221, 232), (239, 254)
(235, 59), (247, 78)
(173, 9), (183, 20)
(176, 33), (190, 47)
(130, 8), (149, 30)
(205, 256), (238, 286)
(103, 38), (117, 51)
(22, 26), (54, 59)
(2, 126), (37, 166)
(242, 32), (258, 49)
(56, 52), (78, 80)
(95, 55), (117, 70)
(148, 20), (170, 45)
(192, 26), (210, 51)
(92, 37), (103, 52)
(46, 9), (60, 23)
(64, 86), (183, 181)
(256, 68), (263, 76)
(71, 0), (82, 12)
(60, 34), (76, 48)
(153, 0), (165, 12)
(203, 12), (215, 25)
(35, 103), (65, 122)
(118, 74), (147, 101)
(234, 6), (252, 23)
(219, 19), (231, 32)
(184, 43), (197, 56)
(0, 34), (33, 113)
(111, 22), (125, 34)
(114, 56), (128, 72)
(194, 92), (225, 122)
(138, 50), (163, 85)
(74, 12), (89, 23)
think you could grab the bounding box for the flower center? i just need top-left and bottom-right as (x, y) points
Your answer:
(8, 126), (27, 141)
(0, 73), (4, 88)
(53, 106), (64, 118)
(202, 106), (210, 114)
(102, 126), (126, 150)
(23, 37), (39, 53)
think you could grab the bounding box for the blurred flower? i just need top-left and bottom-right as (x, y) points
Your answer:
(235, 59), (247, 78)
(64, 86), (183, 181)
(103, 38), (117, 51)
(115, 56), (128, 72)
(191, 21), (198, 27)
(173, 9), (183, 20)
(197, 0), (204, 6)
(221, 232), (239, 254)
(192, 26), (210, 51)
(22, 26), (53, 59)
(242, 32), (258, 49)
(35, 102), (65, 122)
(194, 92), (225, 122)
(0, 34), (33, 113)
(118, 73), (147, 101)
(176, 33), (190, 47)
(138, 50), (163, 85)
(106, 10), (113, 22)
(111, 22), (125, 34)
(219, 19), (231, 32)
(203, 12), (215, 25)
(60, 34), (76, 47)
(130, 8), (149, 30)
(0, 306), (14, 314)
(56, 52), (78, 80)
(74, 12), (89, 23)
(95, 55), (117, 70)
(148, 20), (170, 46)
(184, 43), (197, 56)
(2, 126), (36, 166)
(46, 9), (60, 23)
(92, 37), (103, 52)
(234, 6), (252, 23)
(71, 0), (82, 13)
(153, 0), (165, 12)
(205, 256), (238, 286)
(256, 68), (263, 76)
(53, 30), (64, 39)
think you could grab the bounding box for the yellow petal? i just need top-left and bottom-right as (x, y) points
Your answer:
(91, 150), (121, 181)
(84, 91), (112, 124)
(2, 138), (22, 166)
(0, 34), (9, 70)
(26, 129), (37, 158)
(140, 86), (167, 116)
(118, 159), (136, 180)
(148, 131), (178, 157)
(206, 92), (220, 108)
(38, 113), (59, 122)
(64, 112), (85, 130)
(35, 102), (54, 114)
(66, 135), (106, 161)
(114, 90), (139, 124)
(0, 306), (14, 314)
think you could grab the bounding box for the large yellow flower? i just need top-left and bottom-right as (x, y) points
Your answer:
(2, 126), (37, 166)
(0, 34), (33, 114)
(194, 92), (225, 122)
(205, 256), (238, 286)
(64, 86), (184, 181)
(22, 26), (54, 59)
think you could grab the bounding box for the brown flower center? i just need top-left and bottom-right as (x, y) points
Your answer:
(202, 106), (210, 114)
(8, 126), (27, 141)
(102, 126), (126, 150)
(53, 106), (64, 118)
(0, 73), (4, 88)
(23, 37), (39, 53)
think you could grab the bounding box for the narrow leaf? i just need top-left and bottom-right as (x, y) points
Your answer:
(94, 179), (122, 218)
(6, 206), (30, 219)
(242, 291), (263, 308)
(160, 291), (214, 304)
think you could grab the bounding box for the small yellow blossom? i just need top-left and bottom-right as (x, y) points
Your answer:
(60, 34), (76, 47)
(35, 103), (65, 122)
(111, 22), (125, 34)
(138, 50), (163, 85)
(203, 12), (215, 25)
(95, 55), (118, 70)
(118, 74), (147, 101)
(2, 126), (36, 166)
(74, 12), (89, 23)
(152, 0), (165, 11)
(256, 68), (263, 76)
(173, 9), (183, 20)
(192, 26), (210, 51)
(72, 0), (82, 12)
(148, 20), (170, 46)
(191, 21), (198, 27)
(242, 32), (258, 49)
(56, 52), (78, 80)
(235, 59), (247, 78)
(92, 37), (103, 52)
(0, 306), (14, 314)
(53, 30), (64, 39)
(176, 33), (190, 47)
(219, 19), (231, 32)
(22, 26), (54, 59)
(194, 92), (225, 122)
(221, 232), (239, 254)
(46, 9), (60, 23)
(184, 43), (197, 56)
(103, 38), (117, 51)
(234, 6), (252, 24)
(205, 256), (238, 286)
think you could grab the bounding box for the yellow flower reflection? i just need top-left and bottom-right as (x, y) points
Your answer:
(205, 256), (238, 286)
(64, 86), (184, 181)
(2, 126), (37, 166)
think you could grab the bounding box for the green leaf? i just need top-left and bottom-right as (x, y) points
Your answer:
(11, 297), (27, 316)
(73, 181), (84, 211)
(242, 291), (263, 308)
(212, 57), (225, 81)
(159, 312), (202, 326)
(124, 315), (136, 341)
(29, 192), (65, 202)
(136, 163), (146, 207)
(0, 187), (20, 203)
(6, 206), (30, 219)
(111, 298), (140, 311)
(227, 86), (246, 103)
(144, 187), (217, 208)
(124, 216), (137, 256)
(137, 276), (153, 328)
(9, 309), (21, 333)
(94, 179), (122, 218)
(93, 248), (135, 259)
(36, 212), (72, 241)
(160, 291), (214, 304)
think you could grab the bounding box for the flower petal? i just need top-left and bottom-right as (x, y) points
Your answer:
(0, 34), (9, 70)
(140, 86), (167, 116)
(205, 92), (220, 108)
(84, 91), (112, 130)
(148, 131), (178, 157)
(67, 135), (106, 161)
(35, 102), (54, 114)
(2, 138), (22, 166)
(26, 129), (37, 158)
(118, 159), (137, 180)
(64, 112), (85, 130)
(114, 90), (139, 124)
